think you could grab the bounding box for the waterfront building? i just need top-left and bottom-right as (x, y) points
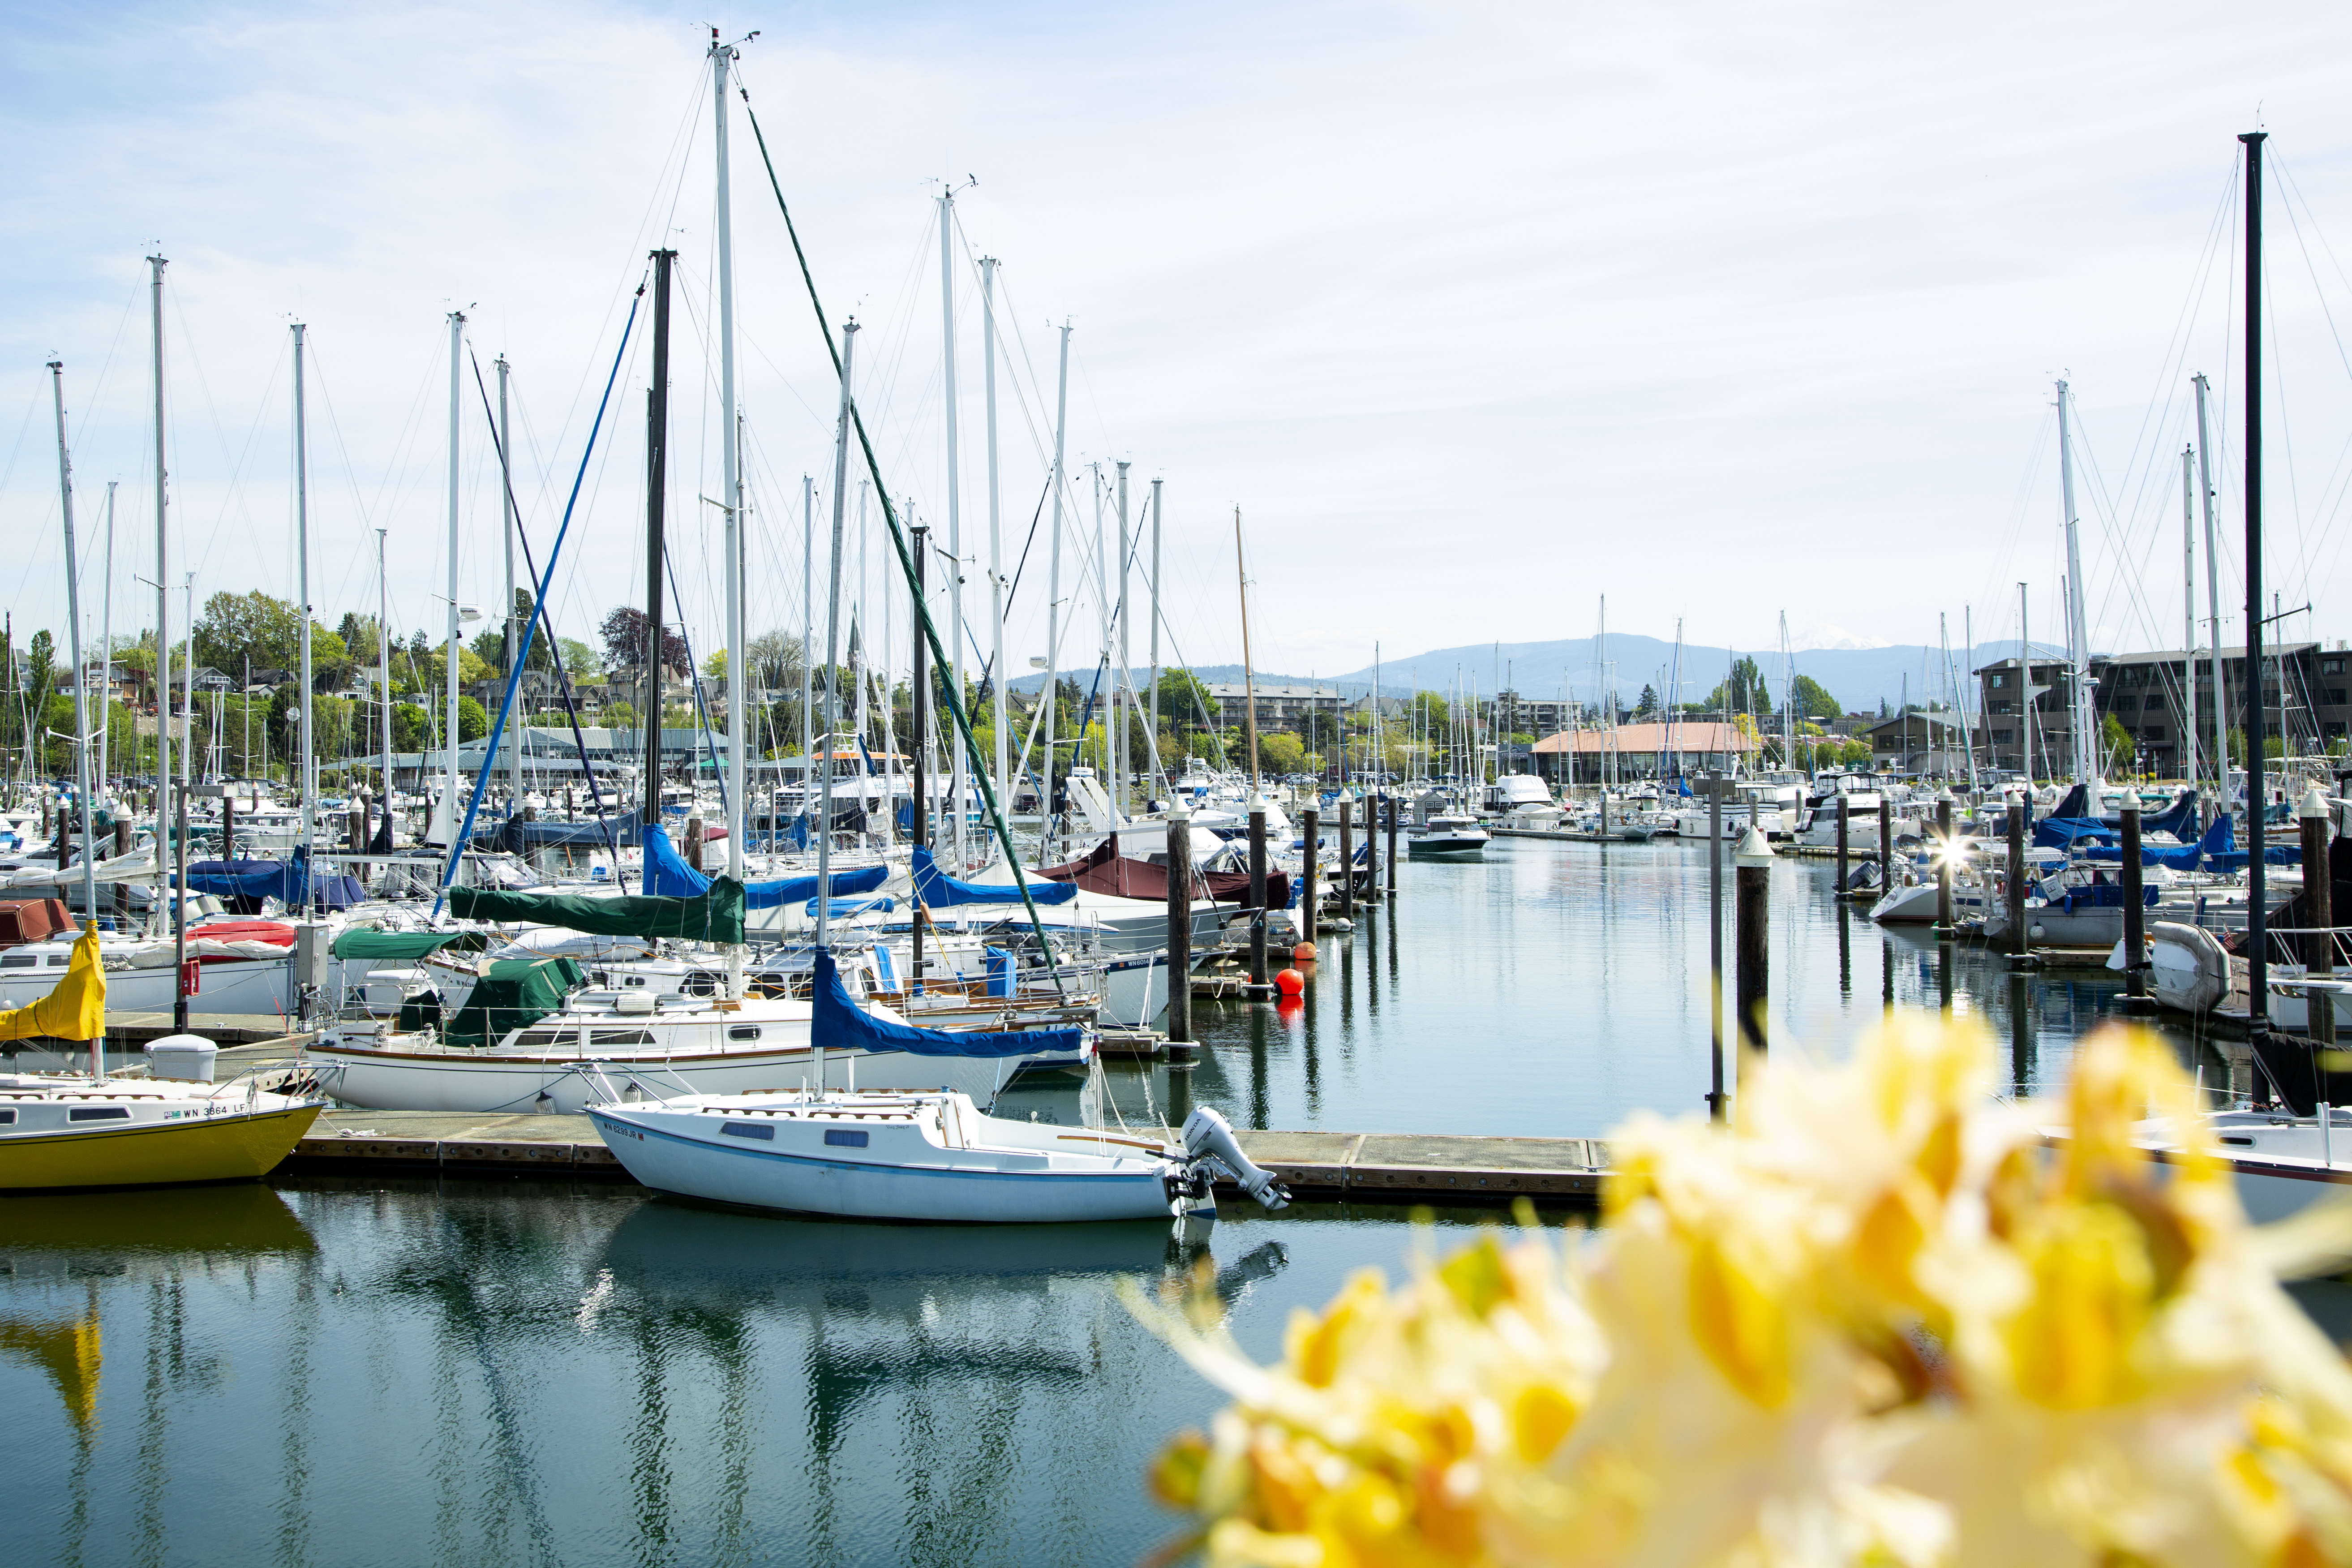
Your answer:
(1974, 641), (2352, 775)
(1527, 720), (1758, 785)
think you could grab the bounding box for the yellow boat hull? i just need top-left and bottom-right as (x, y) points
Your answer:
(0, 1104), (322, 1192)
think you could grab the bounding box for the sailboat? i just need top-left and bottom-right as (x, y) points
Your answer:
(585, 951), (1286, 1222)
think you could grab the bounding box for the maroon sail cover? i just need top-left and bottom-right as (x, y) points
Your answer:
(1030, 838), (1289, 909)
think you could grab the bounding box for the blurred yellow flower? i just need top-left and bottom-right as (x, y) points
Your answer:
(1136, 1018), (2352, 1567)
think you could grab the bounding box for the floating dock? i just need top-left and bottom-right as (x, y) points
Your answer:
(278, 1109), (1610, 1206)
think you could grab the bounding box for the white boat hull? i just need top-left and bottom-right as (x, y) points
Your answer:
(589, 1098), (1184, 1222)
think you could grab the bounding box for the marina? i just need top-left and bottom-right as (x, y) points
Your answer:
(13, 6), (2352, 1565)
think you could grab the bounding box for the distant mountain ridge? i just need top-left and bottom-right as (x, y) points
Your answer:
(1010, 640), (2074, 712)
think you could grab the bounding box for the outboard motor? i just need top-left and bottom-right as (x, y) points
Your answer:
(1181, 1106), (1292, 1211)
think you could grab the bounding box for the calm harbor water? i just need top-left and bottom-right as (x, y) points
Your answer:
(0, 835), (2245, 1566)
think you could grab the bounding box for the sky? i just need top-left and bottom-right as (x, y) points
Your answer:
(7, 0), (2352, 692)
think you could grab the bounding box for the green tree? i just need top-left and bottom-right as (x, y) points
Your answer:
(703, 647), (729, 681)
(1152, 668), (1215, 730)
(1635, 683), (1660, 717)
(1706, 657), (1772, 716)
(457, 696), (489, 743)
(1258, 731), (1307, 775)
(391, 703), (428, 753)
(559, 638), (601, 681)
(1840, 737), (1873, 767)
(1790, 674), (1841, 721)
(600, 701), (640, 730)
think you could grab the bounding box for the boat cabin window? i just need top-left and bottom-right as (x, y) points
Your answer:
(823, 1129), (869, 1148)
(0, 1108), (15, 1123)
(511, 1030), (573, 1049)
(585, 1028), (655, 1048)
(727, 1025), (761, 1042)
(69, 1106), (131, 1121)
(719, 1121), (775, 1141)
(47, 956), (68, 965)
(0, 954), (39, 968)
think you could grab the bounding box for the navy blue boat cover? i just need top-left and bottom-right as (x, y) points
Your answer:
(811, 949), (1080, 1059)
(183, 848), (366, 910)
(911, 845), (1077, 907)
(642, 823), (889, 909)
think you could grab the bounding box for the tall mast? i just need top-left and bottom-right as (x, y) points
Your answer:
(980, 256), (1007, 829)
(937, 189), (965, 869)
(1236, 507), (1259, 794)
(2055, 379), (2094, 784)
(1116, 460), (1131, 818)
(643, 251), (675, 833)
(1148, 477), (1163, 776)
(149, 255), (171, 928)
(498, 354), (520, 808)
(378, 529), (391, 819)
(815, 321), (858, 957)
(2241, 130), (2270, 1043)
(2193, 373), (2227, 795)
(2181, 446), (2198, 790)
(443, 309), (464, 844)
(1094, 464), (1108, 790)
(2018, 583), (2033, 779)
(1043, 325), (1070, 849)
(292, 323), (314, 869)
(711, 30), (745, 895)
(49, 361), (97, 937)
(801, 475), (814, 803)
(99, 482), (115, 793)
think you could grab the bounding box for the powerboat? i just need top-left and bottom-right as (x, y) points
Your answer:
(1408, 814), (1489, 860)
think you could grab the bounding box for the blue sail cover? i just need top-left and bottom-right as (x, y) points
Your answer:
(811, 949), (1078, 1059)
(2033, 817), (2113, 850)
(911, 845), (1077, 907)
(2081, 812), (2235, 872)
(641, 824), (888, 909)
(183, 848), (365, 911)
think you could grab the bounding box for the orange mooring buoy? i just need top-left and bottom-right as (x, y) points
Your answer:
(1275, 967), (1305, 995)
(1291, 942), (1317, 965)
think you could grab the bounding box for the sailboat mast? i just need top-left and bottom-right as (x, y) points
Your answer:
(2193, 373), (2227, 795)
(292, 323), (314, 870)
(1043, 325), (1069, 851)
(498, 355), (520, 809)
(378, 529), (391, 819)
(444, 310), (464, 847)
(712, 31), (745, 891)
(48, 361), (98, 941)
(2241, 130), (2270, 1041)
(815, 321), (858, 955)
(2055, 379), (2094, 783)
(980, 257), (1007, 825)
(1149, 477), (1163, 783)
(1236, 507), (1259, 793)
(643, 252), (674, 832)
(801, 476), (814, 803)
(2182, 447), (2198, 790)
(937, 190), (966, 870)
(1116, 460), (1131, 818)
(2018, 583), (2032, 782)
(99, 482), (115, 791)
(149, 254), (171, 930)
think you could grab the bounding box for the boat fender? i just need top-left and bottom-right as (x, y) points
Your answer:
(1182, 1107), (1291, 1211)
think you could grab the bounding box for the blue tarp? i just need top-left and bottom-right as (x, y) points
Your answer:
(910, 845), (1077, 907)
(2054, 884), (2163, 912)
(812, 949), (1078, 1059)
(803, 896), (896, 919)
(2082, 812), (2234, 872)
(2033, 817), (2113, 850)
(183, 850), (365, 911)
(642, 823), (888, 909)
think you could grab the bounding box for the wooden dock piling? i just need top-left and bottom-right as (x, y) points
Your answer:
(1337, 795), (1355, 919)
(1246, 797), (1272, 999)
(1735, 826), (1772, 1057)
(1299, 803), (1319, 946)
(2005, 792), (2035, 968)
(1935, 792), (1954, 933)
(1836, 794), (1850, 896)
(1166, 801), (1193, 1050)
(2303, 787), (2335, 1044)
(2122, 799), (2153, 1014)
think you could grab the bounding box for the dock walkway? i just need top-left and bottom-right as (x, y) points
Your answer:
(284, 1110), (1610, 1205)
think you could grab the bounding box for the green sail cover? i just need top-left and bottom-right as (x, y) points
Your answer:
(332, 929), (467, 961)
(448, 878), (747, 945)
(444, 956), (587, 1048)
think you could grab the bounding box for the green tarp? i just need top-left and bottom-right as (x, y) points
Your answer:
(444, 956), (586, 1048)
(448, 879), (747, 945)
(333, 929), (466, 961)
